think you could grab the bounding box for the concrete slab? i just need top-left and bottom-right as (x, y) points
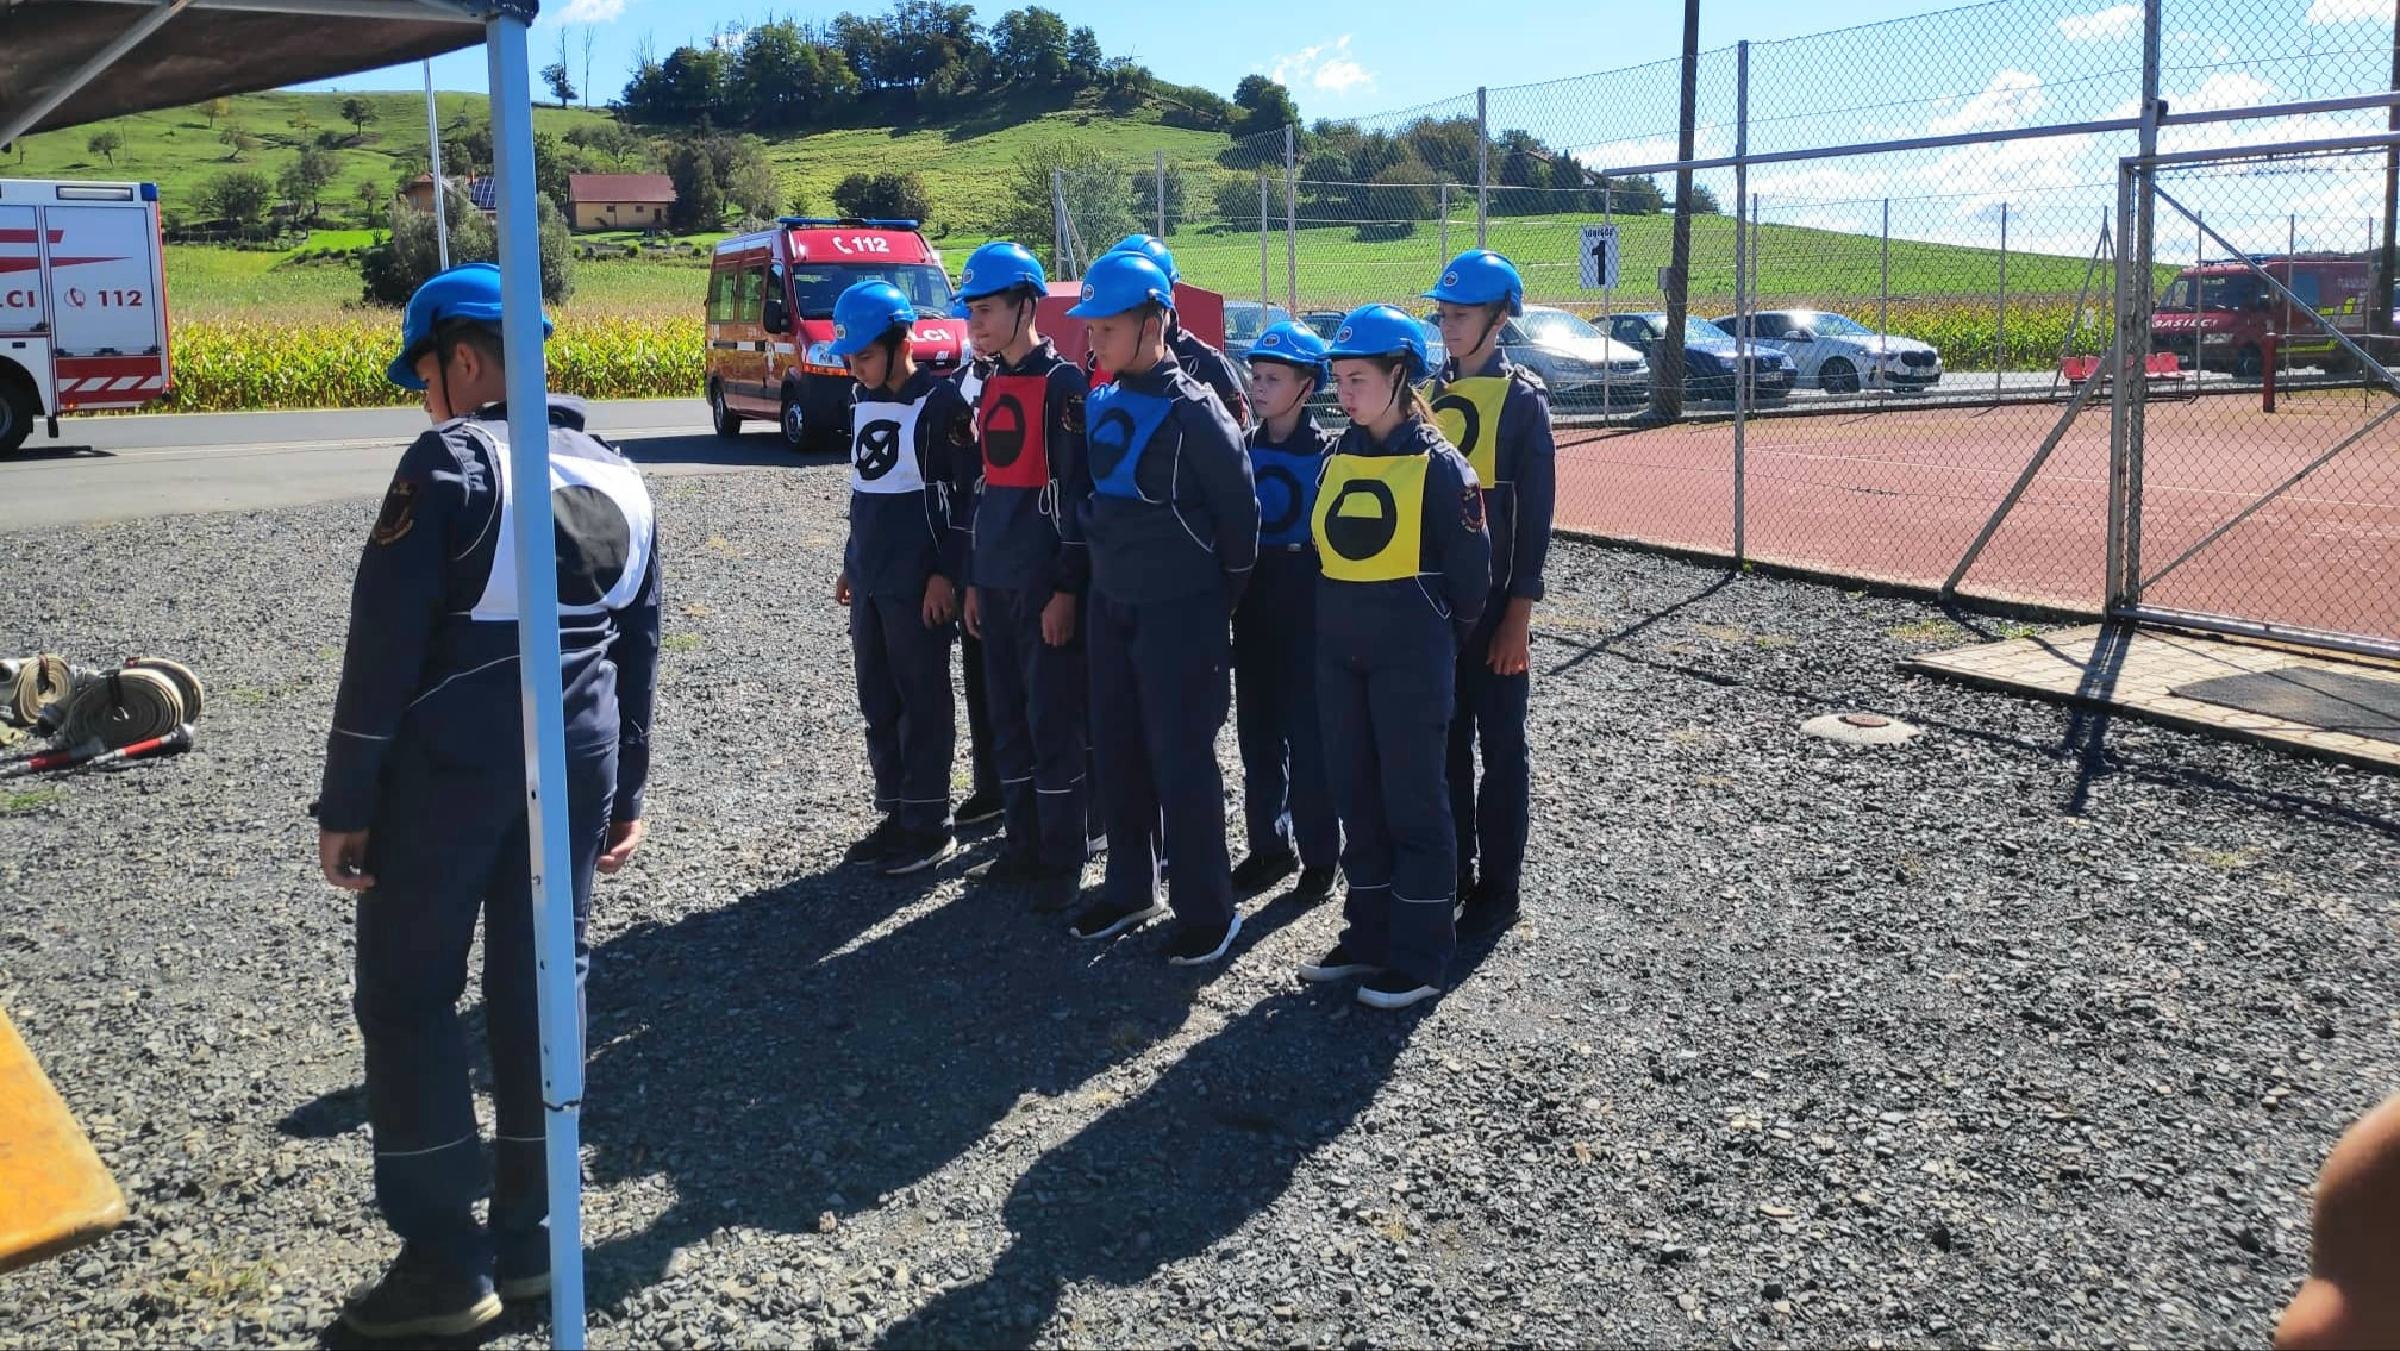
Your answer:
(1905, 623), (2400, 772)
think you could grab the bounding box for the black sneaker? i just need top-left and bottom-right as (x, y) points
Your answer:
(843, 817), (901, 867)
(878, 826), (955, 877)
(1297, 944), (1377, 983)
(340, 1246), (502, 1340)
(1458, 897), (1521, 941)
(953, 787), (1004, 827)
(965, 851), (1044, 887)
(1164, 912), (1242, 967)
(1290, 865), (1337, 901)
(1029, 870), (1083, 914)
(1069, 893), (1166, 941)
(1358, 970), (1440, 1010)
(1230, 848), (1298, 894)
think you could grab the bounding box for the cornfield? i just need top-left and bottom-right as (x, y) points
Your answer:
(159, 313), (705, 413)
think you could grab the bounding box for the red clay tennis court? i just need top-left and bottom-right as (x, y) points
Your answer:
(1552, 386), (2400, 643)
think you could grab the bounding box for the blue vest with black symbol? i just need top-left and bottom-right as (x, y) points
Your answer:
(1086, 382), (1176, 503)
(1249, 443), (1322, 550)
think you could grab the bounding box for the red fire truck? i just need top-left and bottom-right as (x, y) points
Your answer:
(0, 179), (171, 455)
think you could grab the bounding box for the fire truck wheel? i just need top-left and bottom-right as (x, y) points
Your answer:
(0, 373), (37, 457)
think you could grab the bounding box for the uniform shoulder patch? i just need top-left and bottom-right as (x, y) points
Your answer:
(1461, 480), (1486, 533)
(1510, 364), (1550, 396)
(1060, 388), (1086, 434)
(370, 478), (422, 546)
(948, 404), (977, 447)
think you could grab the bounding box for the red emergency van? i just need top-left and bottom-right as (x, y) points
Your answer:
(705, 217), (968, 452)
(0, 179), (171, 456)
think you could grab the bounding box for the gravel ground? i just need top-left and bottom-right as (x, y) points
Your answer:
(2, 455), (2396, 1349)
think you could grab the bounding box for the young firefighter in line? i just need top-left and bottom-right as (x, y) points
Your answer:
(830, 280), (969, 877)
(948, 361), (1007, 836)
(1229, 320), (1340, 900)
(1298, 304), (1490, 1011)
(1425, 250), (1556, 940)
(316, 264), (661, 1338)
(948, 241), (1094, 913)
(1065, 250), (1260, 964)
(1082, 233), (1252, 429)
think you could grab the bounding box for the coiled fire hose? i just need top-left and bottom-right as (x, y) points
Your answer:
(0, 653), (204, 776)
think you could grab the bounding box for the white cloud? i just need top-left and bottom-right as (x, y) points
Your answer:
(1926, 69), (2047, 136)
(2057, 4), (2141, 41)
(1268, 35), (1376, 98)
(557, 0), (625, 23)
(2178, 70), (2278, 112)
(2308, 0), (2385, 22)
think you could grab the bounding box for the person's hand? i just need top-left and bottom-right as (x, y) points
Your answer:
(598, 819), (646, 875)
(1041, 591), (1078, 647)
(963, 586), (984, 640)
(923, 575), (959, 628)
(834, 572), (852, 607)
(1487, 601), (1532, 676)
(319, 829), (375, 891)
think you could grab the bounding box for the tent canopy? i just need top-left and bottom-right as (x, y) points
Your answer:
(0, 0), (516, 143)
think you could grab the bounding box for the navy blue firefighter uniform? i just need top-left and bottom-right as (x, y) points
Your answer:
(1428, 353), (1555, 915)
(845, 365), (970, 839)
(321, 397), (660, 1288)
(958, 340), (1093, 884)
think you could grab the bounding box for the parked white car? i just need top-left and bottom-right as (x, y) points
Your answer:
(1709, 310), (1942, 394)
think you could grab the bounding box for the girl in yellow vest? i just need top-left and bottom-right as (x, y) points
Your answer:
(1424, 250), (1556, 939)
(1297, 304), (1492, 1010)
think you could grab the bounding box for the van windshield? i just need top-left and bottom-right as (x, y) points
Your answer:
(2160, 274), (2266, 311)
(788, 263), (954, 319)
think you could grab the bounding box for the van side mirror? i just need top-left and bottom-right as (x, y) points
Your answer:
(762, 295), (789, 334)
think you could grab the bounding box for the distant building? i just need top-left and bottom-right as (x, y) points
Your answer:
(567, 173), (677, 232)
(397, 173), (497, 220)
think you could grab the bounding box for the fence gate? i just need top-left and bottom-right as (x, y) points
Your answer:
(2112, 140), (2400, 659)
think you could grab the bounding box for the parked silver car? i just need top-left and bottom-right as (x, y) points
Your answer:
(1709, 309), (1942, 393)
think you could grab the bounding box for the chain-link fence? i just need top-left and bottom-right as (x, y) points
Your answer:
(1046, 0), (2400, 652)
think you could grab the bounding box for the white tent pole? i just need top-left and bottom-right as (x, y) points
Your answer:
(426, 59), (450, 270)
(485, 12), (586, 1349)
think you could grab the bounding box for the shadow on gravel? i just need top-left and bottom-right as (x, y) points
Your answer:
(616, 433), (834, 471)
(1546, 575), (1733, 678)
(569, 860), (1268, 1319)
(877, 941), (1497, 1349)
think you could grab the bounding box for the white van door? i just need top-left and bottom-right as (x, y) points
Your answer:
(44, 203), (162, 357)
(0, 204), (50, 337)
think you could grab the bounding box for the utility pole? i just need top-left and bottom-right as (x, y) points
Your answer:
(1653, 0), (1699, 421)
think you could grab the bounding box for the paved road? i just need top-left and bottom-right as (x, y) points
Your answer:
(0, 399), (804, 531)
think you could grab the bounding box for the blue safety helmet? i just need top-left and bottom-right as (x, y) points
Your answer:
(1065, 251), (1175, 319)
(1423, 249), (1526, 316)
(388, 262), (552, 390)
(1103, 233), (1180, 286)
(828, 280), (917, 358)
(1245, 320), (1331, 393)
(1324, 303), (1429, 380)
(950, 240), (1047, 317)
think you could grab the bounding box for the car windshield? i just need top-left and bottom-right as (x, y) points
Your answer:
(1682, 316), (1728, 344)
(2159, 274), (2266, 311)
(1226, 304), (1293, 342)
(789, 262), (953, 319)
(1792, 312), (1874, 336)
(1518, 309), (1604, 343)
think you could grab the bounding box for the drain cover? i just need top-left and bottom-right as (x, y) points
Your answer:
(1802, 712), (1922, 746)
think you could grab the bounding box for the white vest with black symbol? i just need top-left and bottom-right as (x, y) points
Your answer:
(849, 397), (927, 496)
(460, 420), (656, 623)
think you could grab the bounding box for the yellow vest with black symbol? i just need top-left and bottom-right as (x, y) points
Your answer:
(1425, 376), (1509, 486)
(1313, 452), (1428, 583)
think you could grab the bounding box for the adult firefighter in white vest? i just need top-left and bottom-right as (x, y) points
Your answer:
(316, 263), (662, 1339)
(830, 279), (971, 877)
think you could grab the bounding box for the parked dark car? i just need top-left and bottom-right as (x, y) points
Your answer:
(1607, 311), (1796, 401)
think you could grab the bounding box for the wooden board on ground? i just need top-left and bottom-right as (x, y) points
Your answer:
(0, 1007), (126, 1273)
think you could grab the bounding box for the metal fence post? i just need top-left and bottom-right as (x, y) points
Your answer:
(1996, 202), (2009, 401)
(1733, 38), (1750, 561)
(1439, 181), (1450, 263)
(1476, 86), (1490, 249)
(1260, 171), (1272, 315)
(2109, 0), (2164, 612)
(1879, 197), (1891, 390)
(1284, 122), (1298, 313)
(1601, 184), (1614, 413)
(1154, 149), (1167, 239)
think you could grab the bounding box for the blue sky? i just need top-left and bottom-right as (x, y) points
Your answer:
(305, 0), (1972, 113)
